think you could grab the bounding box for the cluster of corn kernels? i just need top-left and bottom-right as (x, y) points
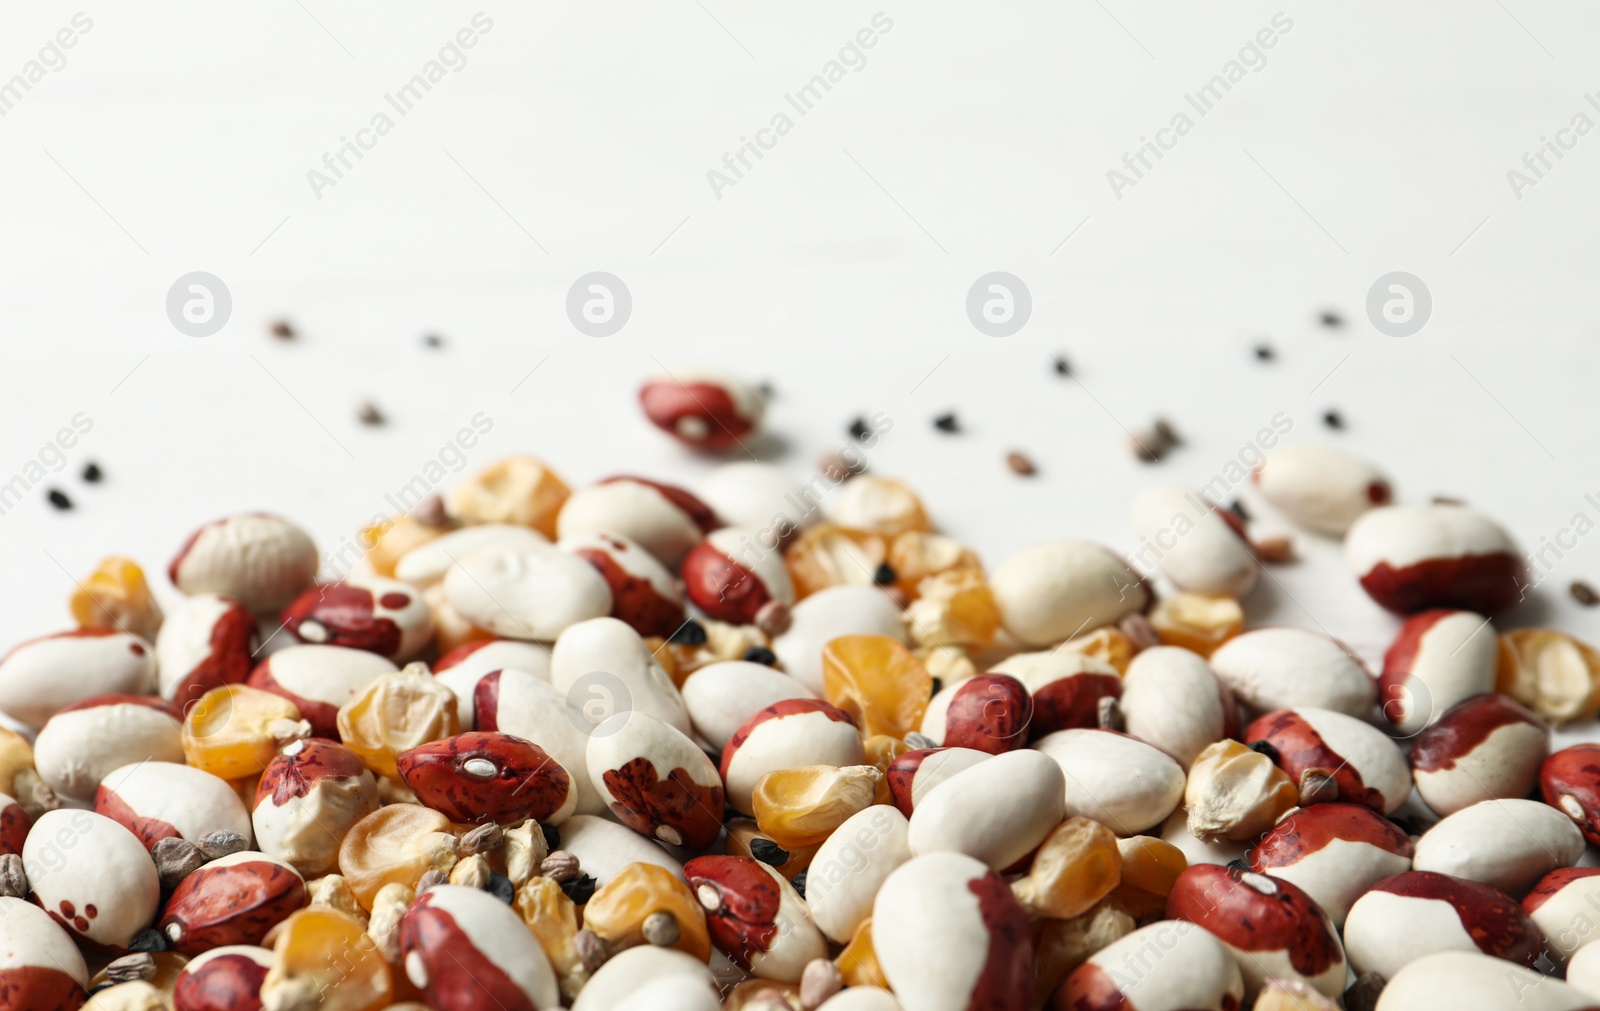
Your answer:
(6, 371), (1600, 1011)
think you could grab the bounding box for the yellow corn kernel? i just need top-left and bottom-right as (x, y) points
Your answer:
(581, 863), (710, 962)
(1184, 740), (1299, 844)
(182, 686), (306, 781)
(1148, 593), (1243, 658)
(69, 556), (163, 642)
(887, 531), (982, 599)
(446, 455), (570, 538)
(1011, 817), (1121, 920)
(753, 765), (881, 850)
(863, 735), (911, 807)
(784, 525), (888, 600)
(1497, 628), (1600, 725)
(361, 515), (446, 578)
(905, 570), (1001, 650)
(336, 668), (460, 779)
(337, 805), (455, 910)
(837, 918), (889, 989)
(262, 908), (392, 1011)
(1058, 627), (1136, 675)
(821, 635), (932, 740)
(514, 876), (585, 999)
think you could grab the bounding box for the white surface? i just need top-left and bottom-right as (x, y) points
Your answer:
(2, 2), (1600, 685)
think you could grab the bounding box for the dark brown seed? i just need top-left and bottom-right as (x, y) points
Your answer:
(873, 563), (897, 586)
(1323, 409), (1344, 430)
(1254, 344), (1275, 361)
(743, 646), (778, 666)
(1130, 432), (1166, 463)
(1344, 971), (1386, 1011)
(46, 489), (72, 510)
(1152, 418), (1180, 447)
(269, 320), (295, 339)
(1228, 499), (1252, 523)
(933, 412), (959, 433)
(1006, 451), (1036, 477)
(1319, 310), (1344, 329)
(847, 417), (870, 442)
(1254, 536), (1294, 565)
(1431, 495), (1466, 506)
(81, 462), (103, 483)
(1299, 767), (1340, 806)
(423, 333), (444, 348)
(357, 402), (385, 426)
(1053, 355), (1072, 376)
(1572, 582), (1600, 607)
(749, 838), (790, 867)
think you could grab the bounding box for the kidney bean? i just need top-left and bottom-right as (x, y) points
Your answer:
(173, 945), (273, 1011)
(805, 806), (912, 945)
(398, 732), (574, 825)
(562, 531), (686, 638)
(1119, 646), (1238, 767)
(1522, 867), (1600, 967)
(1249, 802), (1414, 927)
(918, 674), (1031, 754)
(639, 371), (766, 452)
(394, 524), (548, 588)
(160, 851), (306, 954)
(720, 699), (863, 814)
(0, 896), (88, 1010)
(686, 854), (827, 983)
(1542, 743), (1600, 845)
(586, 710), (724, 849)
(246, 644), (397, 739)
(401, 883), (560, 1011)
(442, 540), (614, 643)
(1244, 707), (1412, 814)
(33, 695), (184, 802)
(1375, 950), (1599, 1011)
(907, 749), (1064, 871)
(1411, 693), (1548, 816)
(279, 576), (434, 661)
(1379, 609), (1498, 735)
(0, 629), (157, 729)
(556, 814), (684, 887)
(169, 513), (319, 614)
(94, 760), (252, 851)
(1252, 443), (1392, 536)
(697, 462), (812, 538)
(681, 527), (796, 625)
(156, 594), (258, 714)
(1412, 798), (1584, 896)
(1034, 729), (1185, 835)
(548, 617), (693, 737)
(251, 738), (378, 877)
(1208, 627), (1376, 717)
(22, 809), (161, 950)
(1132, 486), (1259, 599)
(680, 660), (815, 751)
(1344, 870), (1541, 980)
(1345, 504), (1526, 615)
(567, 944), (714, 1011)
(1048, 919), (1243, 1011)
(557, 476), (720, 569)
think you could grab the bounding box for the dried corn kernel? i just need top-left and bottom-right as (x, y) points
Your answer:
(70, 556), (163, 642)
(753, 765), (881, 849)
(261, 908), (392, 1011)
(905, 570), (1001, 649)
(1114, 836), (1186, 899)
(581, 863), (710, 962)
(1032, 904), (1136, 1004)
(338, 804), (455, 910)
(785, 525), (888, 599)
(915, 645), (977, 688)
(821, 635), (932, 740)
(182, 685), (307, 781)
(836, 917), (889, 989)
(827, 476), (931, 537)
(360, 515), (445, 579)
(1011, 817), (1121, 920)
(863, 734), (911, 807)
(1185, 739), (1299, 843)
(1147, 592), (1243, 657)
(0, 728), (37, 802)
(1496, 628), (1600, 725)
(306, 874), (367, 925)
(447, 455), (570, 537)
(514, 876), (585, 1001)
(1058, 627), (1136, 675)
(336, 666), (460, 779)
(887, 531), (982, 599)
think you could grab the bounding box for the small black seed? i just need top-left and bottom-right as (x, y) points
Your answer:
(1228, 499), (1252, 524)
(1254, 344), (1275, 361)
(86, 984), (114, 998)
(269, 320), (295, 339)
(423, 333), (444, 348)
(724, 801), (742, 822)
(46, 489), (72, 511)
(743, 646), (778, 666)
(670, 620), (708, 646)
(1053, 355), (1072, 376)
(749, 839), (790, 867)
(82, 462), (103, 483)
(540, 823), (561, 851)
(790, 868), (808, 897)
(1249, 740), (1281, 763)
(873, 563), (897, 586)
(1323, 409), (1344, 430)
(929, 677), (943, 696)
(848, 417), (871, 442)
(933, 412), (959, 433)
(129, 928), (169, 953)
(1572, 582), (1600, 607)
(561, 873), (598, 905)
(1226, 858), (1251, 872)
(1319, 310), (1344, 329)
(486, 872), (515, 904)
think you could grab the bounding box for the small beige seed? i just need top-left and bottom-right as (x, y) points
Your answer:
(460, 822), (504, 857)
(755, 600), (793, 638)
(105, 952), (157, 984)
(1343, 971), (1386, 1011)
(1299, 767), (1340, 807)
(198, 829), (248, 862)
(575, 927), (608, 972)
(1119, 612), (1161, 652)
(153, 836), (205, 889)
(449, 854), (491, 890)
(642, 910), (680, 948)
(799, 957), (844, 1010)
(1097, 696), (1126, 732)
(1254, 536), (1295, 565)
(413, 493), (451, 528)
(0, 854), (26, 899)
(541, 850), (580, 883)
(1006, 451), (1037, 476)
(416, 869), (448, 894)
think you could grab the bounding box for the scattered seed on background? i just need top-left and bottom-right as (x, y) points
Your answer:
(422, 333), (444, 348)
(1254, 536), (1294, 565)
(1432, 495), (1466, 506)
(933, 412), (959, 433)
(1006, 451), (1037, 476)
(873, 563), (897, 586)
(847, 417), (870, 442)
(1323, 409), (1344, 430)
(1131, 433), (1165, 463)
(1053, 355), (1072, 376)
(1571, 581), (1599, 607)
(1254, 344), (1275, 361)
(1319, 310), (1344, 328)
(269, 320), (295, 340)
(1153, 418), (1180, 447)
(46, 489), (71, 511)
(357, 402), (385, 426)
(81, 462), (102, 483)
(759, 381), (775, 398)
(742, 645), (778, 666)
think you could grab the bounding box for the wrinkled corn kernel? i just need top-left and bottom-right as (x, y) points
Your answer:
(1185, 740), (1300, 844)
(1147, 593), (1243, 657)
(915, 645), (978, 688)
(1496, 628), (1600, 725)
(753, 765), (882, 849)
(836, 917), (889, 989)
(821, 635), (932, 740)
(863, 735), (911, 806)
(365, 882), (415, 963)
(1011, 817), (1121, 920)
(70, 556), (163, 642)
(0, 728), (36, 801)
(905, 570), (1001, 649)
(338, 805), (455, 910)
(828, 476), (931, 537)
(581, 863), (710, 961)
(446, 455), (570, 537)
(336, 667), (460, 779)
(306, 874), (368, 925)
(360, 515), (445, 579)
(785, 525), (888, 599)
(1032, 904), (1136, 1004)
(1058, 627), (1136, 675)
(182, 685), (306, 781)
(262, 908), (392, 1011)
(887, 531), (982, 598)
(514, 876), (586, 999)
